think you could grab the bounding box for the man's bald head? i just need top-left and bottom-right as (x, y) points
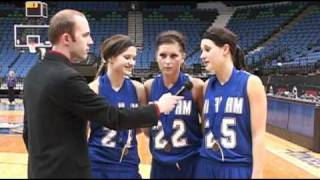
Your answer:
(48, 9), (85, 45)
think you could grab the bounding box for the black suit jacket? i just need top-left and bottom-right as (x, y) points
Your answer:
(22, 51), (158, 178)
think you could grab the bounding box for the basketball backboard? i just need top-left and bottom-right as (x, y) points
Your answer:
(14, 24), (51, 49)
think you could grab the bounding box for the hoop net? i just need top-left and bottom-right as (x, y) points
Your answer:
(28, 43), (37, 53)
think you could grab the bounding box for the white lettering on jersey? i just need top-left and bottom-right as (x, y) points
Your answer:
(130, 103), (138, 108)
(225, 97), (243, 114)
(175, 100), (192, 115)
(118, 102), (125, 108)
(203, 99), (209, 114)
(214, 96), (222, 113)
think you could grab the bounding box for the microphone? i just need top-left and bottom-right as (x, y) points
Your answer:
(175, 80), (193, 96)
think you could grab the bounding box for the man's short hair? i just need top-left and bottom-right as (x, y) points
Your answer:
(48, 9), (85, 45)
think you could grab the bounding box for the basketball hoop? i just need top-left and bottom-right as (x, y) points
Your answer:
(28, 43), (37, 53)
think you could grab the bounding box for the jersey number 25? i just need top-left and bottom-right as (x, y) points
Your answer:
(205, 118), (236, 149)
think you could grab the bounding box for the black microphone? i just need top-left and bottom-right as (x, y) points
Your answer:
(175, 80), (193, 96)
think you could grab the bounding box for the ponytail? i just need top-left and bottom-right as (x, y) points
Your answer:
(234, 45), (247, 71)
(94, 58), (106, 80)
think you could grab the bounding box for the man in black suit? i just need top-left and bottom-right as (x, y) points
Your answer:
(22, 9), (183, 178)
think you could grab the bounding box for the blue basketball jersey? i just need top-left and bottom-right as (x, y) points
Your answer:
(149, 72), (202, 164)
(88, 74), (140, 169)
(199, 68), (252, 164)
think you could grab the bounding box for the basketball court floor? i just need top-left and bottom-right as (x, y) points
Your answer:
(0, 98), (319, 178)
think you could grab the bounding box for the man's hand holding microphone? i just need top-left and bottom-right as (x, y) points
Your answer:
(155, 80), (193, 114)
(156, 93), (183, 114)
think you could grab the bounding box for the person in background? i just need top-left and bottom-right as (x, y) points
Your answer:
(6, 70), (17, 105)
(194, 26), (267, 179)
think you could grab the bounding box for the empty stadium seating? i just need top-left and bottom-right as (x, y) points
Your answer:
(137, 8), (218, 69)
(0, 1), (319, 82)
(227, 2), (308, 52)
(245, 3), (320, 73)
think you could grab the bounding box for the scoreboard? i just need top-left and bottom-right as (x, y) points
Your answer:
(25, 1), (48, 18)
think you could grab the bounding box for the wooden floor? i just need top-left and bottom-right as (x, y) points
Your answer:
(0, 99), (319, 178)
